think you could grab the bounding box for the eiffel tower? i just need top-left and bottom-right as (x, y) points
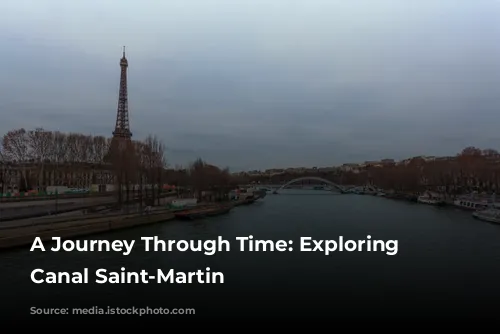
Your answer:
(107, 46), (133, 160)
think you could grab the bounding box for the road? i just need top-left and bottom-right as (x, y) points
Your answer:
(0, 194), (178, 224)
(0, 196), (115, 222)
(0, 215), (115, 236)
(0, 196), (113, 209)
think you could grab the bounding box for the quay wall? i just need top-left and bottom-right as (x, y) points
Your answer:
(0, 198), (257, 251)
(0, 196), (113, 209)
(0, 194), (178, 222)
(0, 211), (175, 250)
(0, 210), (142, 230)
(0, 190), (177, 204)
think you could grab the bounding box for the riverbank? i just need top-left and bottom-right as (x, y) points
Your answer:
(0, 193), (179, 222)
(0, 197), (261, 250)
(359, 189), (500, 217)
(0, 210), (176, 250)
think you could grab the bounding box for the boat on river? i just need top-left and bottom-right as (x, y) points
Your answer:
(417, 192), (445, 206)
(234, 187), (267, 200)
(244, 187), (267, 200)
(453, 192), (492, 211)
(472, 208), (500, 224)
(454, 198), (488, 211)
(471, 193), (500, 224)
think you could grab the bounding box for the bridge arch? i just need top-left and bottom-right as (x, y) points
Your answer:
(276, 177), (345, 193)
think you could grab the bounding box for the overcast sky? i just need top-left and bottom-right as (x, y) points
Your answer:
(1, 0), (500, 171)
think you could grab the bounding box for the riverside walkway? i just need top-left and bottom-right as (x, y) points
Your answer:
(0, 197), (261, 250)
(0, 196), (116, 222)
(0, 210), (176, 249)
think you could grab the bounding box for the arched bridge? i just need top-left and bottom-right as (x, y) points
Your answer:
(274, 177), (347, 193)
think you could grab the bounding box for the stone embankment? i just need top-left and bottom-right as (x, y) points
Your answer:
(0, 196), (263, 251)
(0, 210), (175, 250)
(0, 194), (177, 222)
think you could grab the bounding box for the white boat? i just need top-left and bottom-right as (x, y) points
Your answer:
(238, 187), (267, 200)
(472, 208), (500, 224)
(170, 198), (197, 208)
(417, 192), (445, 206)
(453, 198), (489, 211)
(453, 191), (497, 210)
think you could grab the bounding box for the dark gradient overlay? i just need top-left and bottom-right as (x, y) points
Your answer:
(1, 192), (499, 318)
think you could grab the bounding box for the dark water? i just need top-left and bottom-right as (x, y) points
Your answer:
(2, 190), (500, 317)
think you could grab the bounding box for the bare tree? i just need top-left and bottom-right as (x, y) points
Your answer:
(216, 167), (231, 201)
(108, 138), (136, 210)
(142, 135), (167, 206)
(166, 166), (191, 198)
(133, 140), (147, 210)
(4, 127), (500, 197)
(0, 141), (8, 194)
(482, 148), (499, 157)
(28, 128), (53, 190)
(92, 136), (109, 163)
(2, 128), (31, 190)
(189, 158), (209, 201)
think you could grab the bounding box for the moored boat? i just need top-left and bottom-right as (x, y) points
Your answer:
(453, 198), (488, 211)
(472, 208), (500, 224)
(453, 192), (495, 211)
(245, 187), (267, 199)
(417, 192), (446, 206)
(232, 187), (266, 200)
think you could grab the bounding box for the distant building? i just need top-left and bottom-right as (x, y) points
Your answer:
(265, 169), (284, 175)
(340, 163), (360, 172)
(317, 167), (336, 173)
(0, 162), (114, 193)
(363, 161), (380, 167)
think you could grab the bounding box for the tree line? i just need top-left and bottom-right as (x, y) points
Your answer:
(3, 128), (497, 198)
(243, 147), (500, 194)
(0, 128), (236, 206)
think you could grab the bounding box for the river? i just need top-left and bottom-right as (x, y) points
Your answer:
(1, 190), (500, 317)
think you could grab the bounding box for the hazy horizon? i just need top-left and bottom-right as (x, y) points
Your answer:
(1, 0), (500, 171)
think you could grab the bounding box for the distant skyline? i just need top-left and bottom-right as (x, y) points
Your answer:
(1, 0), (500, 171)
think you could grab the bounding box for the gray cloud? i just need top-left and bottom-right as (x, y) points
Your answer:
(1, 0), (500, 170)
